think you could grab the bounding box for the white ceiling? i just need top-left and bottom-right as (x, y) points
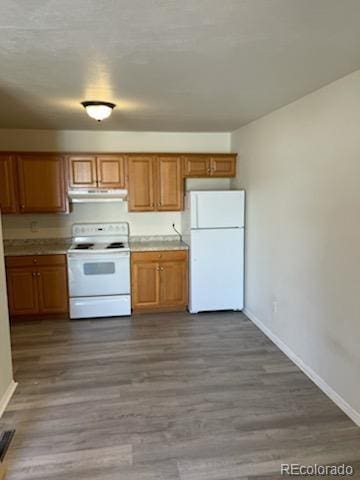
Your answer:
(1, 0), (360, 131)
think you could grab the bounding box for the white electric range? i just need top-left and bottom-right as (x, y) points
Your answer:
(67, 222), (131, 319)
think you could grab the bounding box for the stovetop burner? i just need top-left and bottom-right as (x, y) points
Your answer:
(106, 242), (125, 249)
(74, 243), (94, 250)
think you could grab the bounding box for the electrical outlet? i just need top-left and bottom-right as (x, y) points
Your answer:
(30, 221), (39, 233)
(272, 299), (278, 314)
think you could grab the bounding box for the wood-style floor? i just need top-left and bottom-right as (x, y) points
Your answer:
(1, 312), (360, 479)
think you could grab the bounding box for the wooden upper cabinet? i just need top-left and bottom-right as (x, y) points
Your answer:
(0, 155), (18, 213)
(210, 155), (236, 177)
(68, 156), (97, 187)
(127, 155), (183, 212)
(127, 156), (156, 211)
(183, 155), (210, 177)
(17, 154), (67, 213)
(68, 155), (125, 188)
(96, 155), (125, 188)
(156, 156), (183, 211)
(183, 154), (236, 178)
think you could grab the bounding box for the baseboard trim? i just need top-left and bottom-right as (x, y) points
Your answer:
(0, 381), (17, 418)
(243, 308), (360, 427)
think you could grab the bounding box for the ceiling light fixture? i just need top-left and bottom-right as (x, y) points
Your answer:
(81, 101), (116, 122)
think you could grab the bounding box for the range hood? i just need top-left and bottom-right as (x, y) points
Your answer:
(68, 188), (127, 203)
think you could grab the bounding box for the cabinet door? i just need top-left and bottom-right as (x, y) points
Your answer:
(156, 156), (183, 211)
(160, 259), (188, 307)
(183, 156), (210, 177)
(96, 155), (125, 188)
(37, 266), (68, 314)
(6, 268), (39, 316)
(131, 260), (160, 310)
(17, 154), (67, 213)
(210, 156), (236, 177)
(0, 155), (18, 213)
(127, 156), (155, 211)
(68, 156), (97, 187)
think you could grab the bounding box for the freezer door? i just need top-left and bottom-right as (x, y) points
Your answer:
(189, 228), (244, 313)
(190, 190), (245, 229)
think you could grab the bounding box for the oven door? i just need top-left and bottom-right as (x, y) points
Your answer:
(68, 252), (130, 297)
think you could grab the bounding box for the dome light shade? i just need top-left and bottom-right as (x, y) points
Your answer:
(81, 101), (116, 121)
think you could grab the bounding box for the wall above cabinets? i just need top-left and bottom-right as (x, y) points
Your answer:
(0, 152), (237, 215)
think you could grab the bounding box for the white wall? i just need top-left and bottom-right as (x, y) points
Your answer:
(0, 213), (14, 415)
(0, 129), (230, 152)
(0, 129), (231, 238)
(231, 69), (360, 422)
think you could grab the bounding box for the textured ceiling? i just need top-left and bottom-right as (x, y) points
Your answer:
(1, 0), (360, 131)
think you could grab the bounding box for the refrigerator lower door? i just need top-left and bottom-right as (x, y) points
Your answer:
(189, 228), (244, 313)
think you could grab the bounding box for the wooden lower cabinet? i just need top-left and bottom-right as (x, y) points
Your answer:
(160, 259), (188, 307)
(6, 268), (39, 316)
(6, 255), (68, 317)
(131, 250), (188, 312)
(37, 266), (69, 314)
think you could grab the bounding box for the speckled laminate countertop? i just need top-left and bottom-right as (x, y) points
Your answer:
(129, 240), (188, 252)
(3, 236), (188, 256)
(3, 238), (72, 257)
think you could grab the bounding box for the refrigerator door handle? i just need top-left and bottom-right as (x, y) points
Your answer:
(194, 194), (199, 229)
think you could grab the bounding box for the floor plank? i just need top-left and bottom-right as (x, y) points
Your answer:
(1, 311), (359, 479)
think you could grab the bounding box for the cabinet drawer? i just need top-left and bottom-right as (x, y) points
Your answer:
(131, 250), (187, 263)
(6, 254), (66, 268)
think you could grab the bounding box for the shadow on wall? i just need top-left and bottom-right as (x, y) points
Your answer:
(0, 86), (71, 238)
(0, 87), (60, 130)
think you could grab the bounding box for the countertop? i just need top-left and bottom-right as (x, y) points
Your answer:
(3, 236), (188, 256)
(4, 238), (72, 257)
(129, 240), (188, 252)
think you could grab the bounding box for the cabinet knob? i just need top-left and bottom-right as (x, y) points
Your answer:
(160, 267), (164, 271)
(33, 258), (37, 263)
(32, 272), (36, 277)
(37, 272), (41, 277)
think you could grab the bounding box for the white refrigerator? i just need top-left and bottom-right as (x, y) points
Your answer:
(182, 191), (245, 314)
